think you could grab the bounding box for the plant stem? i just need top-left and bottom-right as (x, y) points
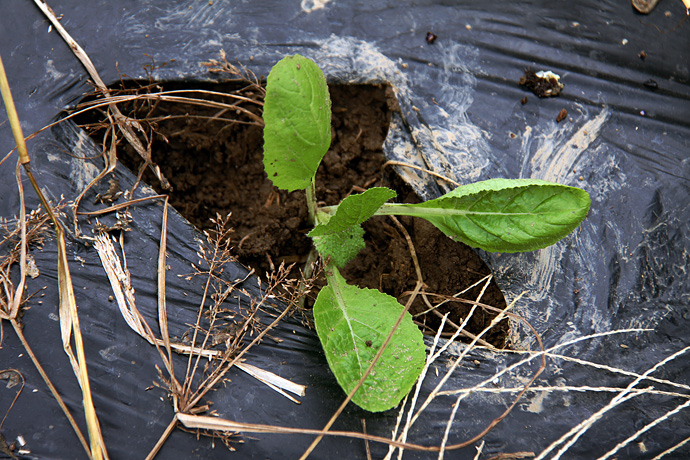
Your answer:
(306, 176), (317, 225)
(301, 247), (319, 281)
(0, 56), (29, 165)
(298, 247), (319, 311)
(374, 203), (448, 217)
(319, 202), (437, 219)
(315, 204), (337, 216)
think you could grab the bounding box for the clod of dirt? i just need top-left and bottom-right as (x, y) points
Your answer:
(75, 80), (509, 347)
(519, 69), (564, 97)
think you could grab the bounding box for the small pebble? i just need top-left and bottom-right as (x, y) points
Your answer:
(556, 108), (568, 123)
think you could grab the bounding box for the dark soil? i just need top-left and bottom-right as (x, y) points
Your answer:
(75, 82), (509, 348)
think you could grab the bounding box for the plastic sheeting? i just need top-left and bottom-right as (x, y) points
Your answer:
(1, 1), (689, 459)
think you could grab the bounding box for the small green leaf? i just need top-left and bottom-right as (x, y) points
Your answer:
(385, 178), (590, 252)
(313, 269), (426, 412)
(308, 187), (395, 267)
(310, 187), (396, 236)
(263, 55), (332, 192)
(312, 225), (366, 267)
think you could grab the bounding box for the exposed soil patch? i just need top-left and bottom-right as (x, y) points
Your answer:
(75, 81), (509, 347)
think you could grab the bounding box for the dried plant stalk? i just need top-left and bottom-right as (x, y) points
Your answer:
(0, 54), (107, 459)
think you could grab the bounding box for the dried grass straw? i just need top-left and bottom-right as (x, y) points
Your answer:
(0, 53), (108, 458)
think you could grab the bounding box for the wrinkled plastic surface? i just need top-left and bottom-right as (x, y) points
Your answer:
(1, 1), (689, 459)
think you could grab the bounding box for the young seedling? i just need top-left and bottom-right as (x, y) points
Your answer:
(262, 55), (591, 412)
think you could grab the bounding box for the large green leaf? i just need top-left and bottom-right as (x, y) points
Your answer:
(379, 178), (590, 252)
(262, 55), (332, 191)
(313, 269), (426, 412)
(309, 187), (396, 266)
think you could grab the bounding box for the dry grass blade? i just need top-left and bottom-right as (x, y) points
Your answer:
(56, 214), (108, 460)
(157, 197), (177, 393)
(235, 362), (306, 399)
(651, 434), (690, 460)
(437, 385), (690, 399)
(1, 53), (107, 459)
(9, 322), (91, 455)
(77, 92), (264, 126)
(76, 194), (169, 217)
(92, 213), (309, 459)
(436, 329), (654, 401)
(597, 397), (690, 460)
(70, 123), (118, 236)
(0, 60), (29, 166)
(487, 453), (535, 460)
(33, 0), (171, 190)
(175, 413), (466, 452)
(176, 411), (538, 454)
(8, 163), (26, 321)
(385, 314), (450, 460)
(146, 286), (300, 460)
(92, 229), (305, 396)
(402, 290), (541, 457)
(0, 369), (24, 432)
(535, 345), (690, 460)
(0, 175), (89, 455)
(94, 230), (181, 381)
(383, 160), (461, 187)
(540, 352), (690, 392)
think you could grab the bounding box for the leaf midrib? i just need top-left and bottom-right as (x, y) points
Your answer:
(329, 274), (364, 375)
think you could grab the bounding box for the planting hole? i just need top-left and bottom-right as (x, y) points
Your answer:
(74, 79), (509, 348)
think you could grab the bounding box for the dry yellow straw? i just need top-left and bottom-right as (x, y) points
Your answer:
(0, 54), (108, 460)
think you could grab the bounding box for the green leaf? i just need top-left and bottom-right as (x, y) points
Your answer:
(308, 187), (396, 266)
(263, 55), (332, 192)
(313, 269), (426, 412)
(310, 188), (397, 236)
(382, 178), (590, 252)
(312, 225), (366, 268)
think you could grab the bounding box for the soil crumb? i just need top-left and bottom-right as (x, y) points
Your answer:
(75, 80), (509, 347)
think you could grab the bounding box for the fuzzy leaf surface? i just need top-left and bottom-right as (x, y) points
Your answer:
(311, 225), (365, 268)
(388, 178), (590, 252)
(309, 187), (395, 266)
(263, 55), (331, 191)
(313, 270), (425, 412)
